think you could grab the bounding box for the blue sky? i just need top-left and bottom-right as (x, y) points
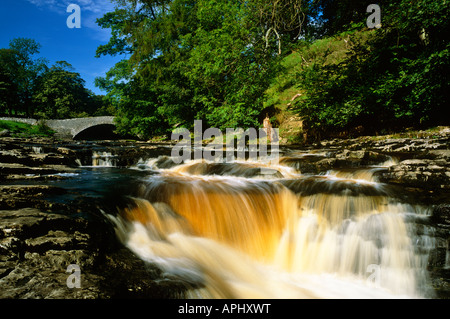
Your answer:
(0, 0), (123, 95)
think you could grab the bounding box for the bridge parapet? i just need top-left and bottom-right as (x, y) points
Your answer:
(0, 116), (116, 139)
(0, 117), (38, 126)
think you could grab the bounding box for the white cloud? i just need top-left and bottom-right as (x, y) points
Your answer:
(27, 0), (115, 14)
(73, 0), (116, 14)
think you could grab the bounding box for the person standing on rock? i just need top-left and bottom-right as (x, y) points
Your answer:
(263, 114), (273, 142)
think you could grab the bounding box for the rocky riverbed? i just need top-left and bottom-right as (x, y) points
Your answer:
(0, 138), (192, 299)
(1, 128), (449, 299)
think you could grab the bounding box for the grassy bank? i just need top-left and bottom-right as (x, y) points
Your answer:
(0, 120), (55, 138)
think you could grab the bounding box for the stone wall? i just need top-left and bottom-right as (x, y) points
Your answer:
(0, 117), (115, 139)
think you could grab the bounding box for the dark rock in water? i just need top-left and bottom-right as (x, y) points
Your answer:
(280, 149), (393, 174)
(178, 161), (285, 178)
(427, 204), (450, 299)
(152, 155), (180, 169)
(280, 155), (336, 174)
(336, 150), (391, 164)
(431, 204), (450, 227)
(0, 130), (10, 137)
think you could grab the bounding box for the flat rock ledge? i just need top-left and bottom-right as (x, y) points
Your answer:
(0, 207), (194, 299)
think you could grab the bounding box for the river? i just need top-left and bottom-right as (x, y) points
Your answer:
(17, 143), (440, 299)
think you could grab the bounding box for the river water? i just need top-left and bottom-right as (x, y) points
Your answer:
(29, 146), (439, 298)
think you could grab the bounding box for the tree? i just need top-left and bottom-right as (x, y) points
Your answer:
(0, 49), (20, 116)
(95, 0), (310, 139)
(2, 38), (104, 119)
(312, 0), (378, 36)
(291, 0), (450, 140)
(251, 0), (307, 52)
(33, 61), (94, 119)
(8, 38), (48, 117)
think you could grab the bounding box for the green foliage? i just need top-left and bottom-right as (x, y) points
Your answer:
(8, 38), (48, 117)
(95, 0), (307, 139)
(93, 0), (448, 141)
(0, 39), (47, 117)
(0, 49), (20, 116)
(288, 0), (450, 140)
(0, 120), (55, 138)
(1, 38), (109, 120)
(33, 61), (95, 119)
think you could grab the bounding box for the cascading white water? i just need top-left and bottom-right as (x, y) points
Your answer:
(108, 154), (436, 299)
(92, 151), (117, 167)
(32, 146), (43, 154)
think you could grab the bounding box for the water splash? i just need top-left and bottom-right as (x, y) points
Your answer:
(107, 156), (435, 299)
(92, 151), (117, 167)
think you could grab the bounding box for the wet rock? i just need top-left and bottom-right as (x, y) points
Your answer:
(56, 147), (76, 156)
(427, 204), (450, 298)
(0, 206), (190, 299)
(0, 163), (56, 176)
(0, 253), (106, 299)
(0, 185), (67, 211)
(378, 159), (450, 191)
(0, 139), (80, 183)
(336, 150), (392, 166)
(25, 230), (90, 252)
(97, 247), (193, 299)
(279, 149), (391, 174)
(280, 155), (332, 174)
(0, 208), (105, 299)
(0, 130), (10, 137)
(428, 150), (450, 160)
(431, 204), (450, 227)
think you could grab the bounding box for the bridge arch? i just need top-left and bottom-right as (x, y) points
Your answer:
(46, 116), (116, 139)
(0, 116), (117, 139)
(73, 123), (118, 140)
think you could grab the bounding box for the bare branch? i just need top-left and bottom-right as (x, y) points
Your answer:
(253, 0), (305, 54)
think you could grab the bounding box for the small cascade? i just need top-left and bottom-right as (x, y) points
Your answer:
(32, 146), (43, 154)
(92, 151), (117, 167)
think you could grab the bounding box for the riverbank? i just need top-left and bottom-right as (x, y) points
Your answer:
(0, 137), (192, 298)
(0, 128), (449, 298)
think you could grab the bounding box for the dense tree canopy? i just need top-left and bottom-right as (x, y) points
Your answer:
(95, 0), (312, 139)
(0, 38), (110, 119)
(3, 1), (443, 141)
(95, 0), (448, 141)
(0, 38), (47, 117)
(0, 49), (20, 116)
(33, 61), (96, 119)
(291, 0), (450, 139)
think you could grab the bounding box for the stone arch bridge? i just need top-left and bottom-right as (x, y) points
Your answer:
(0, 116), (116, 140)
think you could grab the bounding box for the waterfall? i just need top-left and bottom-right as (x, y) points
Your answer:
(32, 146), (43, 154)
(92, 151), (117, 167)
(107, 155), (436, 299)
